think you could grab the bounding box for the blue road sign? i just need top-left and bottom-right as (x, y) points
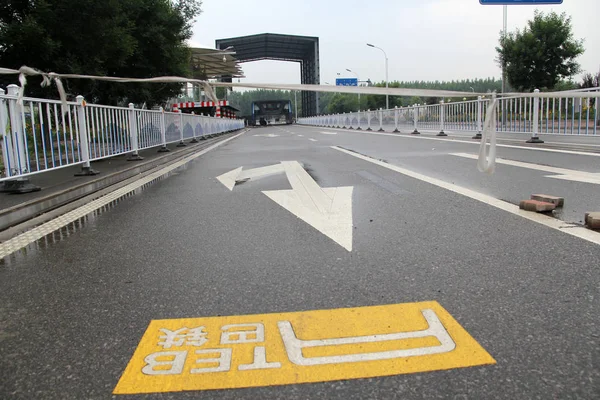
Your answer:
(480, 0), (562, 4)
(336, 78), (358, 87)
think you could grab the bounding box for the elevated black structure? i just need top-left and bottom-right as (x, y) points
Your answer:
(216, 33), (320, 117)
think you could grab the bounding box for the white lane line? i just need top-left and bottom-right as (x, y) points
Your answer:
(309, 138), (318, 142)
(297, 134), (304, 137)
(332, 146), (600, 246)
(363, 131), (600, 157)
(451, 153), (600, 184)
(296, 126), (600, 157)
(0, 132), (247, 258)
(524, 141), (600, 148)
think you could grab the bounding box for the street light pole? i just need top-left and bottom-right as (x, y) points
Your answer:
(367, 43), (389, 110)
(294, 90), (298, 122)
(502, 5), (507, 94)
(346, 68), (361, 111)
(501, 5), (508, 128)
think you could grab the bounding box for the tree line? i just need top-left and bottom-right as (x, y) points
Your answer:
(0, 0), (202, 106)
(1, 4), (596, 111)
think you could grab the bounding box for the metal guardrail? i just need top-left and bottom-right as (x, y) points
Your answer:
(0, 84), (244, 184)
(300, 88), (599, 138)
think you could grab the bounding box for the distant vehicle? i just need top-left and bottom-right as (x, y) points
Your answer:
(251, 100), (293, 126)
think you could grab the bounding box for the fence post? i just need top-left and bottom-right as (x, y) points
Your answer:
(190, 111), (199, 143)
(378, 108), (384, 132)
(157, 107), (170, 152)
(438, 100), (447, 136)
(366, 109), (372, 131)
(6, 85), (28, 176)
(199, 113), (208, 141)
(393, 106), (399, 133)
(348, 113), (354, 130)
(127, 103), (144, 160)
(526, 89), (544, 143)
(177, 110), (186, 146)
(342, 112), (346, 129)
(0, 88), (11, 178)
(74, 95), (99, 176)
(0, 85), (41, 193)
(412, 104), (420, 134)
(472, 96), (483, 139)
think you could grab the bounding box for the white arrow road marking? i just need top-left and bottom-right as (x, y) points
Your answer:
(264, 161), (353, 251)
(281, 161), (333, 214)
(450, 153), (600, 185)
(217, 164), (286, 191)
(263, 186), (353, 251)
(217, 161), (354, 251)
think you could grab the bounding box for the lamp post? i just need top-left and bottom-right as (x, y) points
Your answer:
(367, 43), (389, 110)
(346, 68), (361, 111)
(294, 90), (298, 122)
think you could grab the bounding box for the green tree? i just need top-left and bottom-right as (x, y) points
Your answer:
(580, 72), (600, 89)
(0, 0), (202, 106)
(496, 10), (584, 91)
(327, 93), (358, 114)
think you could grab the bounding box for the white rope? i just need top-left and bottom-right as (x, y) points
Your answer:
(2, 65), (598, 108)
(1, 65), (598, 177)
(477, 93), (497, 174)
(0, 66), (221, 108)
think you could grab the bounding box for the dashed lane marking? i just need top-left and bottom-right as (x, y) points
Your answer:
(294, 126), (600, 157)
(333, 146), (600, 246)
(451, 153), (600, 184)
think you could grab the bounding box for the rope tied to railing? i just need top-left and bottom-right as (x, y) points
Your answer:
(2, 65), (222, 110)
(477, 93), (498, 174)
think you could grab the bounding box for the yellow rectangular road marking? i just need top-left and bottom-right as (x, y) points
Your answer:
(114, 301), (495, 395)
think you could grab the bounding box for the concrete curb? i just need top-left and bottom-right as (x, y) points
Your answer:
(0, 131), (244, 232)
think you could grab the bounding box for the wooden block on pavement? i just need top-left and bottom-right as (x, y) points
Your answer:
(519, 200), (556, 213)
(585, 212), (600, 230)
(531, 194), (564, 207)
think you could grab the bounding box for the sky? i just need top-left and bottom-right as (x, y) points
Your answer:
(189, 0), (600, 88)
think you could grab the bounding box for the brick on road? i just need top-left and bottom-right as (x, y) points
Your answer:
(585, 212), (600, 230)
(531, 194), (564, 207)
(519, 200), (556, 213)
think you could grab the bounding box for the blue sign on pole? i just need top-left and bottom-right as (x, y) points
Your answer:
(336, 78), (358, 87)
(480, 0), (562, 4)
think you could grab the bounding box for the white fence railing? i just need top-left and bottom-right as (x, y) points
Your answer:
(300, 88), (600, 138)
(0, 84), (244, 181)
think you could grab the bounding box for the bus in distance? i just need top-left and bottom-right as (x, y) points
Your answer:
(251, 100), (293, 126)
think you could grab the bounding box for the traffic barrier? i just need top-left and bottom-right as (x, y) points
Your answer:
(299, 88), (600, 138)
(0, 86), (244, 191)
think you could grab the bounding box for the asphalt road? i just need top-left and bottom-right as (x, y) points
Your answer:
(1, 125), (599, 399)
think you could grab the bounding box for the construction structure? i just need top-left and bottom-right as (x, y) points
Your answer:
(215, 33), (320, 117)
